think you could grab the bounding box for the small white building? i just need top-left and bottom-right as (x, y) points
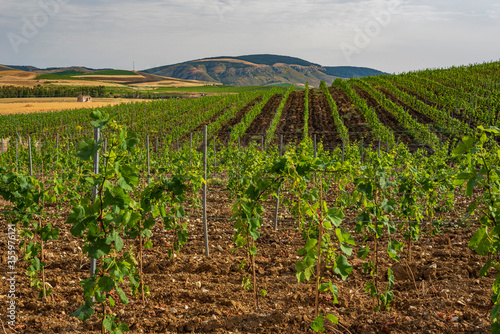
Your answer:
(77, 94), (92, 102)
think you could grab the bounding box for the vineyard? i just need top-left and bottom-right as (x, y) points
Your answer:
(0, 61), (499, 334)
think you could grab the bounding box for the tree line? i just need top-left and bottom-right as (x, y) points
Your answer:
(0, 85), (106, 98)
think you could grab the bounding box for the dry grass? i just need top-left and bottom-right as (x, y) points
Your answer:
(0, 70), (37, 79)
(0, 69), (213, 89)
(0, 70), (39, 87)
(131, 79), (216, 88)
(0, 71), (128, 88)
(0, 97), (148, 115)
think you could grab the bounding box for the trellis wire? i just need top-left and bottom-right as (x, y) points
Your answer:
(1, 126), (473, 176)
(0, 210), (470, 227)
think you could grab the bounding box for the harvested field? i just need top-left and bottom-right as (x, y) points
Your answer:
(0, 98), (147, 115)
(0, 71), (39, 87)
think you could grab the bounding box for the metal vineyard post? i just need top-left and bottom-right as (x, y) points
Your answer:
(203, 125), (209, 257)
(90, 127), (99, 278)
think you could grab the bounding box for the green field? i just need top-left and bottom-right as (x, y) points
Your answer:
(81, 69), (138, 76)
(35, 70), (88, 80)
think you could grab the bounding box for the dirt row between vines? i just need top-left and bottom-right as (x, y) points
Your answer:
(193, 86), (454, 154)
(181, 101), (238, 144)
(391, 81), (480, 130)
(328, 87), (378, 147)
(377, 87), (454, 144)
(0, 182), (494, 334)
(307, 89), (342, 152)
(240, 94), (282, 147)
(209, 97), (262, 146)
(270, 91), (306, 149)
(353, 85), (423, 152)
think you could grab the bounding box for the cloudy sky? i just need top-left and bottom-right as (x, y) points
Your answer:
(1, 0), (499, 73)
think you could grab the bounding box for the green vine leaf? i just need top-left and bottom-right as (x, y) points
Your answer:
(310, 313), (325, 332)
(334, 254), (352, 281)
(98, 276), (115, 292)
(76, 138), (101, 161)
(468, 227), (491, 256)
(71, 301), (95, 322)
(116, 287), (129, 304)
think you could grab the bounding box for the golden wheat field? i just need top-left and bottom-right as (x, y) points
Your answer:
(0, 97), (148, 115)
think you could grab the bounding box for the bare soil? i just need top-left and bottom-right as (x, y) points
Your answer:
(391, 82), (479, 131)
(241, 94), (282, 147)
(329, 87), (377, 147)
(378, 88), (434, 126)
(377, 88), (453, 143)
(272, 91), (306, 148)
(0, 185), (493, 334)
(213, 97), (262, 145)
(308, 89), (342, 152)
(353, 86), (426, 153)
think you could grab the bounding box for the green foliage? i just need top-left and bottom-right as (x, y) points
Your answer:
(35, 70), (87, 80)
(272, 146), (353, 329)
(0, 85), (106, 98)
(320, 81), (348, 142)
(153, 85), (278, 94)
(141, 172), (201, 258)
(310, 313), (339, 333)
(67, 111), (146, 331)
(453, 126), (500, 332)
(230, 147), (281, 307)
(0, 170), (59, 299)
(354, 151), (401, 311)
(265, 85), (295, 146)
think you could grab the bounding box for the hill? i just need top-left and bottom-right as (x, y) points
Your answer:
(203, 54), (322, 67)
(4, 65), (40, 72)
(324, 66), (388, 78)
(0, 65), (15, 72)
(2, 55), (387, 88)
(0, 69), (39, 87)
(6, 65), (100, 74)
(0, 64), (217, 89)
(143, 54), (385, 87)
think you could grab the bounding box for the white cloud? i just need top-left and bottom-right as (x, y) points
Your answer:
(486, 4), (500, 20)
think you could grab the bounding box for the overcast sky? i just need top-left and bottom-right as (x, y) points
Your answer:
(1, 0), (499, 73)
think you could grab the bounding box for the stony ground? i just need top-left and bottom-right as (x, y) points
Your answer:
(0, 186), (494, 334)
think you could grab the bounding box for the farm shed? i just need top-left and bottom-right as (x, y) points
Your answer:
(77, 94), (92, 102)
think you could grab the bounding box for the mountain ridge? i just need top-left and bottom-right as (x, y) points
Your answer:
(143, 54), (387, 86)
(2, 54), (388, 87)
(324, 66), (388, 78)
(5, 65), (111, 74)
